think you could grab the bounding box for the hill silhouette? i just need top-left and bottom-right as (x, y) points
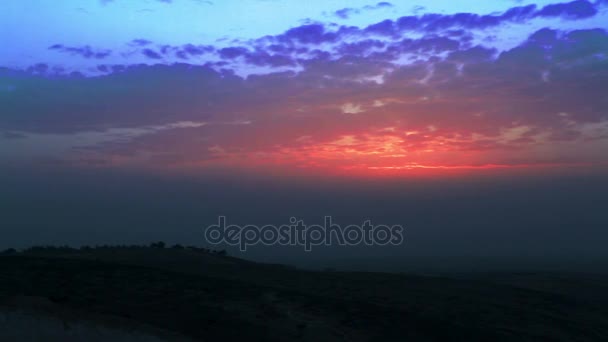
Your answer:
(1, 244), (608, 341)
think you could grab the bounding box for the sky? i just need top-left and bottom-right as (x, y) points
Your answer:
(1, 1), (608, 269)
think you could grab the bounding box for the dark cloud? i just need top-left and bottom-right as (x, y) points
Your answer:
(390, 1), (599, 33)
(448, 46), (497, 63)
(96, 65), (110, 73)
(179, 44), (213, 57)
(364, 19), (397, 36)
(334, 2), (393, 19)
(130, 39), (153, 47)
(405, 35), (462, 53)
(334, 8), (358, 19)
(501, 4), (539, 21)
(369, 2), (393, 9)
(26, 63), (49, 74)
(393, 4), (537, 32)
(337, 39), (386, 55)
(279, 24), (338, 44)
(535, 0), (598, 19)
(412, 5), (425, 15)
(243, 51), (295, 67)
(218, 47), (248, 59)
(141, 48), (163, 59)
(49, 44), (112, 59)
(194, 0), (603, 66)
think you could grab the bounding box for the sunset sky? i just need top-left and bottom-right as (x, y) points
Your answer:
(2, 0), (607, 178)
(2, 1), (608, 267)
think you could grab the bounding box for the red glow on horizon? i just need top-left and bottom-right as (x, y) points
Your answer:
(71, 127), (605, 179)
(138, 133), (598, 179)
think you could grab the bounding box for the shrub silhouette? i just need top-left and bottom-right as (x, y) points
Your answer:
(150, 241), (166, 249)
(4, 243), (231, 257)
(1, 248), (17, 255)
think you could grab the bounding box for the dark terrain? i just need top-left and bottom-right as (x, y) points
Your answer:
(1, 246), (607, 341)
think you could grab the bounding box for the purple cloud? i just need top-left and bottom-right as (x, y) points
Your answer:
(26, 63), (49, 74)
(335, 8), (358, 19)
(244, 51), (295, 67)
(280, 24), (338, 44)
(391, 1), (597, 33)
(218, 47), (248, 59)
(141, 49), (163, 59)
(334, 2), (393, 19)
(535, 0), (598, 19)
(364, 2), (394, 10)
(365, 19), (397, 36)
(175, 44), (214, 59)
(49, 44), (112, 59)
(130, 39), (153, 47)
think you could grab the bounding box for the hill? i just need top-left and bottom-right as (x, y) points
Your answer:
(1, 247), (608, 341)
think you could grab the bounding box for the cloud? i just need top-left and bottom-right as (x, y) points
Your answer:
(320, 1), (602, 49)
(3, 26), (608, 173)
(3, 0), (608, 172)
(218, 47), (249, 59)
(49, 44), (112, 59)
(176, 44), (213, 59)
(334, 8), (358, 19)
(42, 0), (607, 77)
(392, 1), (599, 32)
(279, 24), (339, 44)
(334, 2), (393, 19)
(364, 2), (394, 10)
(141, 48), (163, 59)
(129, 39), (153, 47)
(535, 0), (598, 19)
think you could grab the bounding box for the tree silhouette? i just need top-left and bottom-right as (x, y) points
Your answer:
(150, 241), (166, 249)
